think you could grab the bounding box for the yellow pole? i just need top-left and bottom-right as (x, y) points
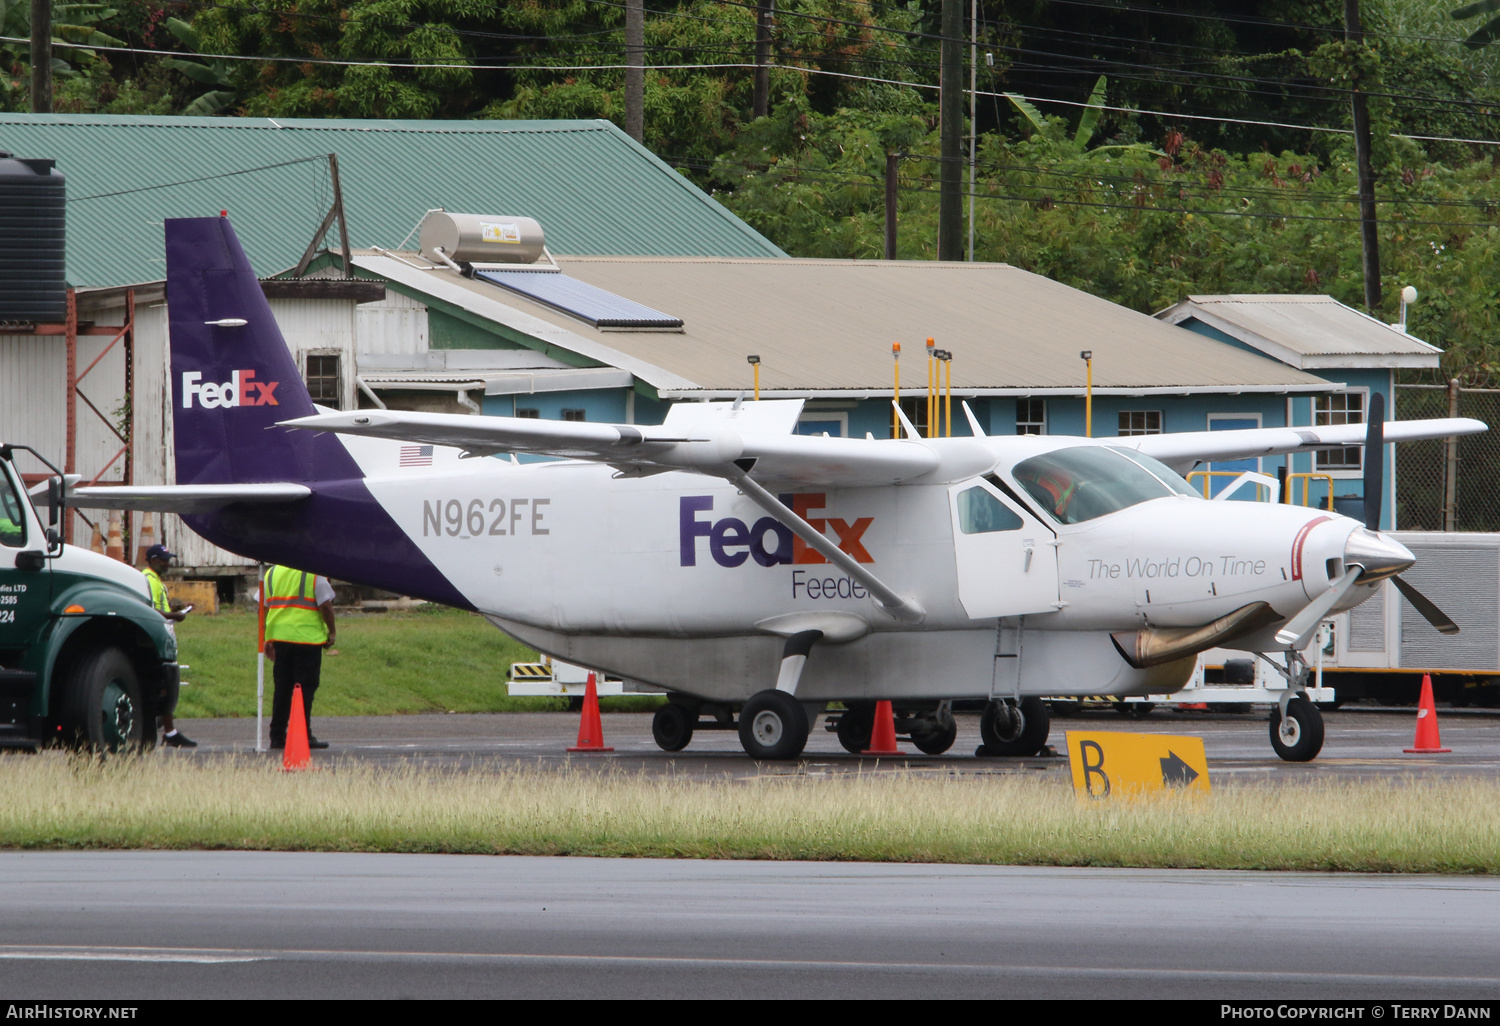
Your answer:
(925, 337), (936, 438)
(747, 354), (760, 400)
(891, 342), (901, 438)
(1081, 350), (1093, 437)
(944, 352), (953, 437)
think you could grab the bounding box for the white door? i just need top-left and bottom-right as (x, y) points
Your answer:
(948, 479), (1058, 619)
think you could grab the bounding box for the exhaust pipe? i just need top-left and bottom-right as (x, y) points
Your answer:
(1111, 601), (1282, 669)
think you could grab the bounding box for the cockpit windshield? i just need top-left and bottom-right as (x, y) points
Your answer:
(1011, 445), (1192, 525)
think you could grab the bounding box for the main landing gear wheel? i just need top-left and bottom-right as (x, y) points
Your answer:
(978, 696), (1050, 757)
(1270, 695), (1324, 762)
(1113, 700), (1155, 718)
(835, 704), (874, 754)
(651, 703), (696, 752)
(59, 647), (146, 754)
(738, 690), (809, 760)
(910, 711), (958, 755)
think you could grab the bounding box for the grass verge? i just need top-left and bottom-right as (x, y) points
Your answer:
(174, 605), (662, 717)
(5, 753), (1498, 872)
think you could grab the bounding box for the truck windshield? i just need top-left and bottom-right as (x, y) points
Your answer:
(0, 466), (26, 547)
(1011, 446), (1180, 525)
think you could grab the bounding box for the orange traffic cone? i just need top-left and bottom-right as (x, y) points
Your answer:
(89, 521), (104, 553)
(862, 699), (902, 756)
(105, 510), (124, 563)
(135, 513), (155, 566)
(567, 671), (613, 752)
(282, 683), (315, 770)
(1404, 674), (1451, 753)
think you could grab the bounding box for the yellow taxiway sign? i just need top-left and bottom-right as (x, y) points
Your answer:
(1064, 730), (1211, 797)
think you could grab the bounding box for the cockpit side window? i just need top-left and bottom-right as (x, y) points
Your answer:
(1011, 446), (1177, 525)
(0, 466), (27, 548)
(956, 485), (1023, 534)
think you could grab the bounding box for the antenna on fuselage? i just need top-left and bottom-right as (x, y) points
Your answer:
(961, 401), (985, 438)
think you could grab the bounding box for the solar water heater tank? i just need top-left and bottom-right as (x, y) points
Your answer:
(419, 212), (546, 265)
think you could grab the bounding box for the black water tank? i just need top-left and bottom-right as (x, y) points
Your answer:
(0, 151), (66, 324)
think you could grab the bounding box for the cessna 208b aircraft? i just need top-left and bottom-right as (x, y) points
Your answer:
(69, 216), (1486, 762)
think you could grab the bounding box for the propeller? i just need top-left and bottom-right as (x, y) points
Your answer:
(1285, 393), (1458, 645)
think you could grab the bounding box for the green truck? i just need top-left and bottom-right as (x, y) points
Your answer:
(0, 444), (179, 751)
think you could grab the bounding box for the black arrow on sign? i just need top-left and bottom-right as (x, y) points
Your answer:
(1160, 751), (1199, 788)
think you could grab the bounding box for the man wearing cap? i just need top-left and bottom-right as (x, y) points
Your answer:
(142, 544), (196, 748)
(260, 564), (336, 751)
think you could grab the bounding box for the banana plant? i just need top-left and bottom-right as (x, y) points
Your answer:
(1453, 0), (1500, 48)
(1004, 75), (1166, 156)
(159, 17), (237, 115)
(0, 0), (123, 101)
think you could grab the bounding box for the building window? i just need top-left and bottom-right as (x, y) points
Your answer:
(515, 407), (540, 419)
(1315, 392), (1364, 471)
(305, 354), (341, 409)
(1118, 411), (1162, 436)
(561, 409), (586, 422)
(898, 397), (932, 437)
(1016, 399), (1046, 435)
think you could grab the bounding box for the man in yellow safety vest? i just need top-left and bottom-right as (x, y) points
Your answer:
(261, 563), (337, 750)
(142, 544), (195, 748)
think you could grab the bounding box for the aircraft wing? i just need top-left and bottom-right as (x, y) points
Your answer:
(278, 410), (940, 487)
(1124, 418), (1487, 473)
(66, 483), (313, 513)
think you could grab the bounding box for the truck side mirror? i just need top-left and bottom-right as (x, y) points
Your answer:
(46, 477), (61, 526)
(16, 550), (45, 572)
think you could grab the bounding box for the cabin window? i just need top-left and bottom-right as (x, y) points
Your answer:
(1315, 392), (1364, 471)
(956, 486), (1023, 534)
(305, 354), (342, 409)
(1117, 410), (1162, 436)
(1016, 399), (1046, 435)
(1012, 446), (1178, 525)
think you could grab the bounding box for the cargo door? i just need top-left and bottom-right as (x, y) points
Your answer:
(948, 479), (1058, 619)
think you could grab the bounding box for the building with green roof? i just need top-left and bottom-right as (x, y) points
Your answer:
(0, 114), (785, 287)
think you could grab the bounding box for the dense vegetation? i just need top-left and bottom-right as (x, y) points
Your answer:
(6, 0), (1500, 378)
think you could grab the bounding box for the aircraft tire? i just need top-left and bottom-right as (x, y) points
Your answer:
(978, 697), (1049, 756)
(910, 715), (958, 755)
(1269, 696), (1324, 762)
(738, 690), (809, 760)
(834, 704), (873, 754)
(651, 703), (695, 752)
(1113, 700), (1155, 718)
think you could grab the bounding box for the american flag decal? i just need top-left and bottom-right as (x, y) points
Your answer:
(399, 445), (434, 467)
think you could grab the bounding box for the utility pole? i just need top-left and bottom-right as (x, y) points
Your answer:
(625, 0), (644, 143)
(1344, 0), (1381, 311)
(30, 0), (51, 114)
(753, 0), (773, 120)
(885, 151), (899, 259)
(968, 0), (977, 261)
(938, 0), (962, 260)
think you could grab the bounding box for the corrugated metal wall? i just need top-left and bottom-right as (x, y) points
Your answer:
(357, 290), (428, 359)
(0, 335), (66, 478)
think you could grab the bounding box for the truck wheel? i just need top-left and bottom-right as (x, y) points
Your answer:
(834, 704), (873, 754)
(910, 715), (958, 755)
(651, 703), (695, 752)
(1270, 696), (1324, 762)
(59, 647), (146, 753)
(978, 697), (1050, 756)
(738, 690), (808, 760)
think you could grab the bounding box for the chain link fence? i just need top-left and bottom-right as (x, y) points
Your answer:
(1396, 386), (1500, 533)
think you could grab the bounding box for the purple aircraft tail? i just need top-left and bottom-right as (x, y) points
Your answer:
(166, 215), (361, 486)
(163, 215), (473, 609)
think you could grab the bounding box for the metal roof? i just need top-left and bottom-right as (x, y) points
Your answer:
(0, 114), (785, 289)
(1157, 294), (1442, 370)
(359, 253), (1342, 397)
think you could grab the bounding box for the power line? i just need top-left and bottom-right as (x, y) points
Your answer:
(67, 155), (330, 202)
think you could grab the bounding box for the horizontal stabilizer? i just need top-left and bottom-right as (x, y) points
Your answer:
(67, 483), (312, 513)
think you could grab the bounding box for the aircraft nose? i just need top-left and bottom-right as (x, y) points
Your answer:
(1344, 527), (1414, 583)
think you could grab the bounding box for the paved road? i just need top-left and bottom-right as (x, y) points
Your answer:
(3, 852), (1499, 1000)
(169, 706), (1500, 783)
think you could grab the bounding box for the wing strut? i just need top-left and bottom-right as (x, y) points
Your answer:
(724, 463), (926, 625)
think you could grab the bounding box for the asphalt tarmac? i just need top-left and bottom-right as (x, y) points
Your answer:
(168, 705), (1500, 783)
(4, 852), (1500, 1000)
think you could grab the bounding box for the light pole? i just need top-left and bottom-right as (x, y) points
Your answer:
(747, 354), (761, 400)
(1080, 350), (1093, 438)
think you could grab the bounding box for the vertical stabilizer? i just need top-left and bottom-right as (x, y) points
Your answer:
(166, 216), (360, 485)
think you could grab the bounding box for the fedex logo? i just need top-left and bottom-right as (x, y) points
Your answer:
(680, 494), (874, 568)
(181, 369), (279, 409)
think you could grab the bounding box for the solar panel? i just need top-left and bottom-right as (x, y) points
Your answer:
(475, 270), (683, 329)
